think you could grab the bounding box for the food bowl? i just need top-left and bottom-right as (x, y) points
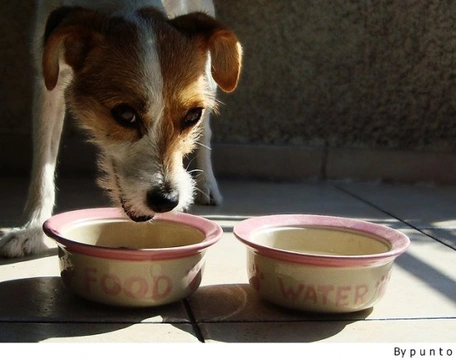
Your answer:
(234, 214), (410, 313)
(43, 208), (222, 307)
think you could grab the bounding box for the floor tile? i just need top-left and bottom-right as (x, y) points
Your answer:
(190, 180), (397, 222)
(336, 182), (456, 229)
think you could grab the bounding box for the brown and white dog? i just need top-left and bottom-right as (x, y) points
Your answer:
(0, 0), (242, 257)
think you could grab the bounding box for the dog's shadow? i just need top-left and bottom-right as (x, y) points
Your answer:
(0, 276), (191, 342)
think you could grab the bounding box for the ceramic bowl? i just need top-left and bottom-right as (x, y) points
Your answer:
(43, 208), (222, 307)
(234, 214), (410, 313)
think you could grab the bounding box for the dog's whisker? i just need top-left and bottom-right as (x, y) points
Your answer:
(195, 141), (212, 151)
(194, 185), (210, 198)
(185, 156), (197, 171)
(188, 168), (204, 175)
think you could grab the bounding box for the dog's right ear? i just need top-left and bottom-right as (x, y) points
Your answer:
(169, 12), (243, 93)
(42, 7), (101, 91)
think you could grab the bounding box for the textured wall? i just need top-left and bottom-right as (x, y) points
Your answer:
(0, 1), (455, 180)
(213, 0), (456, 151)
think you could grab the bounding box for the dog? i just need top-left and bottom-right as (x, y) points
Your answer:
(0, 0), (242, 258)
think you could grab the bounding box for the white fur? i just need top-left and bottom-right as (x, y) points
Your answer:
(0, 0), (223, 258)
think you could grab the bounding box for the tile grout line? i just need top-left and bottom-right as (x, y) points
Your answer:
(0, 315), (454, 325)
(183, 299), (205, 343)
(334, 184), (456, 251)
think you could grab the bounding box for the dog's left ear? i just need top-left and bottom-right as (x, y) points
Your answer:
(170, 12), (243, 93)
(42, 7), (102, 91)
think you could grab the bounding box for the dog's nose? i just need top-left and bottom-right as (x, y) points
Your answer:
(146, 188), (179, 213)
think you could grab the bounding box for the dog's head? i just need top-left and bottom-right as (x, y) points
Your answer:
(42, 6), (242, 221)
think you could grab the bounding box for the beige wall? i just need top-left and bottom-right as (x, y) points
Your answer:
(1, 1), (455, 182)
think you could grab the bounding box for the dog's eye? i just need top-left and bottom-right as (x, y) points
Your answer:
(111, 104), (139, 128)
(182, 108), (203, 130)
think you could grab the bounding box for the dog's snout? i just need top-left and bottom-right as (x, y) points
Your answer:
(146, 187), (179, 213)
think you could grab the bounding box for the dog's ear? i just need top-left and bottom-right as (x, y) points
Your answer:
(170, 12), (243, 93)
(42, 7), (101, 91)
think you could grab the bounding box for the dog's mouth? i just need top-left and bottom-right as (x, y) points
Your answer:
(108, 161), (154, 222)
(120, 196), (153, 222)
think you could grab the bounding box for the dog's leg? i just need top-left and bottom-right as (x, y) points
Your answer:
(0, 80), (65, 257)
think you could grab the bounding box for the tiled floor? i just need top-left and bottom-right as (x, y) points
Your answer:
(0, 176), (455, 343)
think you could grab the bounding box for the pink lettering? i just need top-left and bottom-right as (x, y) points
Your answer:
(278, 278), (304, 301)
(303, 285), (317, 304)
(318, 285), (335, 305)
(336, 285), (352, 307)
(152, 275), (173, 300)
(101, 274), (122, 296)
(80, 270), (176, 301)
(124, 276), (148, 299)
(354, 284), (369, 305)
(83, 267), (97, 293)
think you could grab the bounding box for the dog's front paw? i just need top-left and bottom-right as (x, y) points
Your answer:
(0, 226), (48, 258)
(195, 176), (223, 206)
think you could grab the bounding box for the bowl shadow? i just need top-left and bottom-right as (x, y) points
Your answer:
(186, 283), (373, 343)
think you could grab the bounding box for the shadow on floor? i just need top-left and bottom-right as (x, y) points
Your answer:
(0, 277), (193, 342)
(187, 283), (373, 342)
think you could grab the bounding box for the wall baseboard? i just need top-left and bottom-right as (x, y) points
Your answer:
(2, 134), (455, 184)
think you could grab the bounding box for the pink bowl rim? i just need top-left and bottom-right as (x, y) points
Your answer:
(233, 214), (410, 267)
(43, 207), (223, 261)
